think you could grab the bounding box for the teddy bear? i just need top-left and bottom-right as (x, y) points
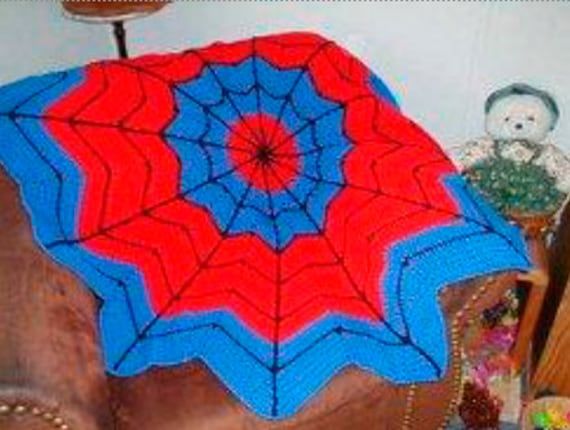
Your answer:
(456, 83), (570, 216)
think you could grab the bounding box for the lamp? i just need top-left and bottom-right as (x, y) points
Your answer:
(61, 1), (170, 59)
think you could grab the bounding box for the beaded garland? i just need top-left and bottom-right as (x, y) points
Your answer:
(0, 401), (70, 429)
(0, 32), (531, 419)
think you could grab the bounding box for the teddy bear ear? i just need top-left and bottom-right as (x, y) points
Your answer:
(485, 83), (560, 130)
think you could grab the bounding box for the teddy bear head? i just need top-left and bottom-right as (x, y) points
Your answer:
(484, 83), (559, 143)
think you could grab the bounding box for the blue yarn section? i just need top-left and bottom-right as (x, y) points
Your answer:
(0, 68), (530, 420)
(168, 58), (350, 249)
(0, 70), (85, 245)
(369, 73), (400, 109)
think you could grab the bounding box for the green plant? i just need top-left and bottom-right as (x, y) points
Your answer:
(464, 158), (564, 215)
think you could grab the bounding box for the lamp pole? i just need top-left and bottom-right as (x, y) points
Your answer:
(112, 21), (129, 59)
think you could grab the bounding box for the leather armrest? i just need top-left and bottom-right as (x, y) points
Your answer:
(0, 170), (112, 430)
(109, 275), (516, 430)
(0, 166), (517, 430)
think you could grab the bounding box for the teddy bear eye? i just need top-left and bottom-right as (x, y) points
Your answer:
(527, 115), (535, 122)
(504, 117), (510, 123)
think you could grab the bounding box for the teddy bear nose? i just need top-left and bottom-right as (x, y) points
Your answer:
(515, 123), (523, 130)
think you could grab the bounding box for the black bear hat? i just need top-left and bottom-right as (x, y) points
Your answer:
(485, 83), (559, 130)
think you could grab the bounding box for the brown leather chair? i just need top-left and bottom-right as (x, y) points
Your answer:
(0, 169), (524, 430)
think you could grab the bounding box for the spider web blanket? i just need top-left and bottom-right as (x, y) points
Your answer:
(0, 32), (530, 419)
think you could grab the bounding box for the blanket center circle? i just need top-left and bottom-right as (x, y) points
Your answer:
(229, 113), (298, 191)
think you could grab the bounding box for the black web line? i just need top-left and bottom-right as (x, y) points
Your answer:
(1, 71), (77, 243)
(44, 45), (340, 247)
(2, 108), (254, 155)
(266, 162), (442, 377)
(2, 43), (346, 252)
(10, 89), (148, 341)
(10, 118), (69, 241)
(2, 38), (523, 400)
(1, 72), (69, 117)
(455, 180), (531, 265)
(196, 256), (275, 285)
(260, 166), (284, 416)
(112, 161), (263, 370)
(113, 61), (261, 149)
(180, 40), (335, 157)
(102, 230), (176, 297)
(270, 145), (524, 354)
(83, 260), (143, 335)
(115, 67), (148, 128)
(262, 42), (334, 146)
(181, 287), (275, 321)
(11, 50), (420, 372)
(0, 73), (170, 343)
(104, 41), (423, 378)
(45, 151), (260, 249)
(69, 122), (116, 236)
(271, 154), (491, 229)
(270, 148), (526, 337)
(252, 38), (269, 146)
(117, 130), (205, 267)
(188, 49), (267, 145)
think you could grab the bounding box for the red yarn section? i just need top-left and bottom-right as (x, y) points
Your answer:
(42, 32), (459, 341)
(229, 113), (298, 191)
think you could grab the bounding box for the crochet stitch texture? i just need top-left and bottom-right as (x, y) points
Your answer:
(0, 32), (530, 419)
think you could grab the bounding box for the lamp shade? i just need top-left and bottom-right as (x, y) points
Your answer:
(61, 0), (169, 22)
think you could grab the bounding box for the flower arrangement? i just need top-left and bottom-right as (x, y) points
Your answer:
(523, 397), (570, 430)
(464, 148), (565, 215)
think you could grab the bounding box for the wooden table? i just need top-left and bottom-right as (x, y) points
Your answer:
(532, 202), (570, 395)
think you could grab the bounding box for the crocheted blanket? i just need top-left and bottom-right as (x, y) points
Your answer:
(0, 32), (530, 419)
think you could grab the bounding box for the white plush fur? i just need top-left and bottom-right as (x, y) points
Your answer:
(485, 94), (555, 143)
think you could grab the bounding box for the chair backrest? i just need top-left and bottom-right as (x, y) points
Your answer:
(531, 201), (570, 396)
(534, 201), (570, 363)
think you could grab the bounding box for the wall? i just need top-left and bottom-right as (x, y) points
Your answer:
(0, 2), (110, 82)
(0, 1), (568, 150)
